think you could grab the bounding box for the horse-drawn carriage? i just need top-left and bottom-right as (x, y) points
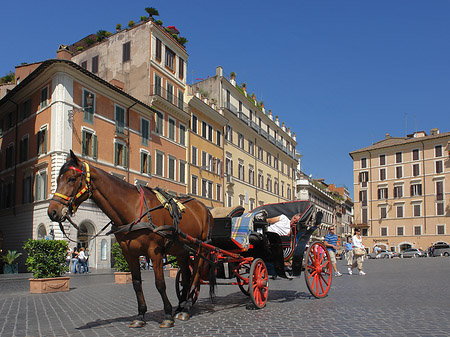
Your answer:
(48, 151), (332, 329)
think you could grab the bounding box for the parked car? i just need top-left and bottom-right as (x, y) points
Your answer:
(399, 248), (426, 258)
(367, 249), (395, 259)
(432, 244), (450, 257)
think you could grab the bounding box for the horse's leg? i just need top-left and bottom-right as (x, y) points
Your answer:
(127, 257), (147, 328)
(151, 253), (174, 328)
(174, 254), (191, 318)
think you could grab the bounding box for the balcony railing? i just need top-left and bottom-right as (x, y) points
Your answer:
(225, 102), (238, 115)
(150, 85), (188, 112)
(276, 140), (283, 149)
(268, 135), (276, 144)
(115, 121), (125, 135)
(250, 120), (259, 132)
(238, 111), (249, 125)
(260, 129), (268, 139)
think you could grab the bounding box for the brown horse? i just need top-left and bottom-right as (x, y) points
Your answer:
(48, 150), (214, 328)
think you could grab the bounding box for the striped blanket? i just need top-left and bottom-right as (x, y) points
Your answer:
(231, 213), (255, 249)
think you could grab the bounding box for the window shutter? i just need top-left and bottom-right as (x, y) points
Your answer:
(43, 173), (47, 199)
(410, 185), (413, 196)
(124, 146), (128, 168)
(43, 129), (47, 154)
(37, 131), (41, 154)
(93, 134), (98, 159)
(114, 143), (118, 165)
(82, 131), (86, 155)
(147, 155), (151, 174)
(419, 184), (422, 196)
(140, 153), (144, 173)
(34, 174), (39, 201)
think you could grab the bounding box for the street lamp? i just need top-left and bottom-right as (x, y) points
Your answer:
(68, 93), (94, 127)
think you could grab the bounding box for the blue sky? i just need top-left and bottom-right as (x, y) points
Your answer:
(2, 1), (450, 198)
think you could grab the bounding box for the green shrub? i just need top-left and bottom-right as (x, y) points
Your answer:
(155, 20), (163, 26)
(77, 46), (83, 51)
(23, 239), (68, 279)
(116, 23), (122, 31)
(140, 16), (148, 22)
(111, 243), (130, 272)
(167, 255), (178, 268)
(128, 20), (135, 28)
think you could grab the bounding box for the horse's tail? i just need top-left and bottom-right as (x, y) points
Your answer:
(208, 261), (217, 301)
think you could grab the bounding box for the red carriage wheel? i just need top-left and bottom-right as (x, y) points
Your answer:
(236, 262), (250, 296)
(304, 241), (332, 298)
(249, 258), (269, 308)
(175, 267), (201, 304)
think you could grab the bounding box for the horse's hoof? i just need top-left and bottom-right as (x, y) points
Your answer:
(128, 320), (146, 328)
(175, 312), (190, 321)
(159, 319), (175, 328)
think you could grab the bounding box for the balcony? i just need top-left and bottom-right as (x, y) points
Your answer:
(225, 102), (238, 115)
(260, 129), (268, 139)
(276, 140), (283, 149)
(268, 135), (276, 144)
(250, 120), (259, 132)
(150, 85), (188, 112)
(115, 121), (125, 135)
(238, 111), (249, 125)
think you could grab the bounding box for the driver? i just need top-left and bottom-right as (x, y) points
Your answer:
(266, 213), (302, 236)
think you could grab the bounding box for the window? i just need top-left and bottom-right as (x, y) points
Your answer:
(397, 227), (404, 236)
(22, 175), (33, 204)
(101, 240), (107, 260)
(248, 140), (254, 155)
(381, 227), (387, 236)
(216, 130), (221, 147)
(40, 86), (48, 109)
(359, 190), (368, 206)
(380, 206), (387, 219)
(412, 149), (419, 161)
(168, 156), (176, 180)
(179, 161), (186, 183)
(81, 61), (87, 69)
(396, 152), (402, 163)
(123, 42), (131, 62)
(435, 160), (443, 174)
(216, 158), (221, 176)
(258, 171), (264, 189)
(201, 179), (213, 199)
(178, 91), (184, 110)
(258, 147), (263, 161)
(155, 151), (164, 176)
(287, 185), (291, 200)
(238, 161), (244, 181)
(35, 170), (47, 201)
(377, 187), (388, 200)
(396, 204), (404, 218)
(239, 195), (245, 207)
(216, 184), (222, 201)
(37, 126), (47, 155)
(225, 125), (232, 142)
(227, 193), (232, 207)
(167, 83), (174, 103)
(436, 180), (444, 215)
(362, 208), (368, 224)
(155, 111), (163, 135)
(414, 226), (422, 236)
(238, 133), (244, 149)
(394, 185), (403, 198)
(19, 135), (29, 163)
(412, 164), (420, 177)
(141, 118), (149, 145)
(274, 179), (279, 195)
(178, 57), (184, 79)
(191, 146), (197, 165)
(379, 154), (386, 166)
(140, 152), (151, 174)
(410, 183), (422, 196)
(81, 130), (97, 159)
(359, 171), (369, 183)
(396, 166), (403, 179)
(92, 55), (99, 73)
(115, 105), (125, 134)
(20, 99), (31, 121)
(201, 151), (207, 170)
(361, 158), (367, 168)
(191, 175), (198, 195)
(413, 204), (421, 217)
(155, 38), (162, 61)
(249, 166), (255, 185)
(379, 168), (386, 181)
(168, 118), (176, 141)
(274, 157), (279, 170)
(83, 89), (95, 123)
(179, 124), (186, 146)
(114, 142), (128, 168)
(281, 181), (285, 198)
(267, 153), (272, 166)
(266, 176), (272, 192)
(154, 74), (162, 96)
(191, 115), (198, 133)
(6, 144), (14, 168)
(435, 145), (442, 157)
(165, 47), (175, 70)
(437, 225), (445, 235)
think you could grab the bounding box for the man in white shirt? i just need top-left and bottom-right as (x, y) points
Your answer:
(266, 213), (302, 236)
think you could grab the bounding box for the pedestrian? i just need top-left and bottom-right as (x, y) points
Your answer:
(78, 247), (87, 273)
(85, 248), (90, 273)
(344, 238), (353, 266)
(324, 226), (342, 277)
(71, 247), (79, 274)
(349, 228), (366, 276)
(374, 245), (381, 255)
(66, 247), (73, 273)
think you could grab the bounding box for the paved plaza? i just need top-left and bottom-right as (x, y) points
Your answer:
(1, 257), (450, 337)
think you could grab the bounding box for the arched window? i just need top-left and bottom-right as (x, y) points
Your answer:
(101, 239), (107, 260)
(37, 224), (47, 239)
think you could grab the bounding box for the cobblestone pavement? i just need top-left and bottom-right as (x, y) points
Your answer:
(1, 257), (450, 336)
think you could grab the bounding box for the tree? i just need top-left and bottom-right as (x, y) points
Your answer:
(0, 71), (15, 84)
(145, 7), (159, 17)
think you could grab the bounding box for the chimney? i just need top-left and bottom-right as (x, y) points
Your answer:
(216, 66), (223, 77)
(56, 44), (72, 60)
(430, 128), (439, 136)
(385, 133), (390, 139)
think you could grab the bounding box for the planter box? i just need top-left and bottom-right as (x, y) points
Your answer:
(3, 264), (19, 274)
(29, 277), (70, 294)
(169, 268), (178, 278)
(115, 272), (132, 284)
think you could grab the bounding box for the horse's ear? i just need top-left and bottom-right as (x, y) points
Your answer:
(69, 150), (80, 166)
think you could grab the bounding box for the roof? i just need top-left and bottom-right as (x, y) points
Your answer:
(0, 59), (153, 112)
(349, 132), (450, 157)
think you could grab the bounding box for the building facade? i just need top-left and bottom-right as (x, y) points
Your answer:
(350, 129), (450, 253)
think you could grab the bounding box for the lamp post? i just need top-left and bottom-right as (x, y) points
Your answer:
(68, 93), (93, 128)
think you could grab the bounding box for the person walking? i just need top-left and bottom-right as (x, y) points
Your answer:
(344, 238), (353, 267)
(71, 247), (79, 274)
(78, 247), (87, 274)
(324, 226), (342, 277)
(349, 228), (366, 276)
(85, 248), (90, 273)
(66, 247), (73, 273)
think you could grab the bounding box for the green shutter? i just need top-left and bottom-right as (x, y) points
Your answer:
(140, 153), (144, 173)
(82, 131), (86, 155)
(93, 134), (98, 159)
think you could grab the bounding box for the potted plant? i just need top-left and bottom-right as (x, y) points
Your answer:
(23, 239), (70, 294)
(230, 72), (236, 80)
(111, 243), (131, 284)
(145, 7), (159, 18)
(167, 255), (179, 278)
(116, 23), (122, 32)
(2, 250), (22, 274)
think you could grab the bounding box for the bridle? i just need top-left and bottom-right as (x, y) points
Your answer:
(52, 161), (92, 217)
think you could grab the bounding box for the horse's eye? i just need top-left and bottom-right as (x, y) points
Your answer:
(68, 177), (77, 183)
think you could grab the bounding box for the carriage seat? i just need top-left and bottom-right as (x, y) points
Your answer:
(210, 206), (245, 219)
(212, 212), (257, 251)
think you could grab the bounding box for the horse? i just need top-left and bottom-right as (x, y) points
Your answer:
(48, 150), (214, 328)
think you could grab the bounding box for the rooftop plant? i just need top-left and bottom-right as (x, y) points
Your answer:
(0, 71), (15, 84)
(128, 20), (135, 28)
(145, 7), (159, 17)
(116, 23), (122, 31)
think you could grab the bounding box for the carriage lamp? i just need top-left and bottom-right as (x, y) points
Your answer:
(68, 93), (94, 127)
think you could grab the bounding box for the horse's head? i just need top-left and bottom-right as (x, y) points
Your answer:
(48, 150), (92, 222)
